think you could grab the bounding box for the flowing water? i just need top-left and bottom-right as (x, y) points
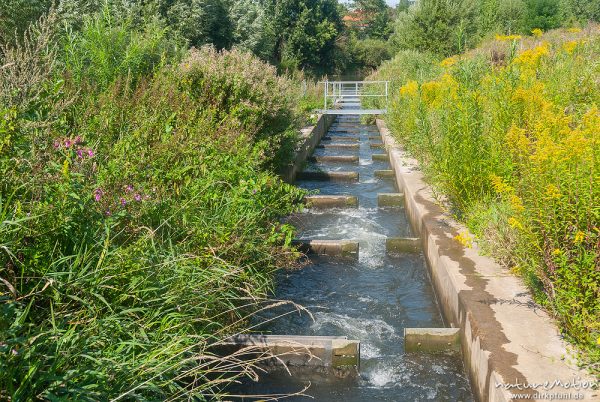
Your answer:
(231, 112), (474, 401)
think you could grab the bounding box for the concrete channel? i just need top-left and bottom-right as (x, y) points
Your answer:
(231, 99), (479, 400)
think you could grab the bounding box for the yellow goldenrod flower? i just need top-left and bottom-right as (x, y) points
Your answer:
(508, 217), (524, 230)
(567, 27), (582, 33)
(400, 80), (419, 97)
(440, 56), (458, 68)
(513, 43), (550, 69)
(510, 194), (525, 213)
(490, 174), (513, 194)
(545, 184), (561, 199)
(531, 28), (543, 37)
(421, 80), (442, 106)
(552, 248), (561, 256)
(454, 230), (474, 248)
(574, 231), (585, 244)
(562, 40), (584, 54)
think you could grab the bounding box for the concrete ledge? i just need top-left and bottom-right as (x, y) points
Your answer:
(369, 136), (382, 140)
(372, 153), (388, 161)
(327, 136), (359, 142)
(370, 143), (385, 149)
(378, 193), (404, 207)
(386, 237), (421, 253)
(292, 239), (359, 257)
(376, 119), (598, 402)
(308, 155), (359, 164)
(296, 171), (359, 182)
(304, 195), (358, 209)
(317, 143), (360, 149)
(404, 328), (461, 353)
(281, 114), (336, 183)
(374, 170), (395, 178)
(224, 335), (360, 370)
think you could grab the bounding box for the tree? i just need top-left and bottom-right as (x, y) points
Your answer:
(230, 0), (276, 61)
(390, 0), (478, 57)
(351, 0), (393, 39)
(523, 0), (563, 31)
(158, 0), (234, 49)
(265, 0), (343, 74)
(561, 0), (600, 23)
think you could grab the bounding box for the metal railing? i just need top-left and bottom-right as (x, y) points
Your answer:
(320, 80), (389, 114)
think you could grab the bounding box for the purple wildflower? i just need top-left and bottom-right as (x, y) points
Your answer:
(53, 140), (60, 149)
(134, 193), (142, 201)
(87, 149), (94, 157)
(64, 139), (73, 149)
(94, 188), (103, 202)
(76, 149), (84, 159)
(126, 185), (133, 193)
(75, 136), (82, 144)
(120, 197), (127, 206)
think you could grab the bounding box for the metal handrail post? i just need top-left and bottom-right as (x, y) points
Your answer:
(324, 80), (328, 112)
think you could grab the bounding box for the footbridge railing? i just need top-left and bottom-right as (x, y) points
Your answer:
(318, 80), (389, 115)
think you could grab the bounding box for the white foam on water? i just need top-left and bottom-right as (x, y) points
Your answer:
(359, 158), (373, 166)
(361, 178), (378, 184)
(311, 312), (398, 341)
(360, 343), (382, 359)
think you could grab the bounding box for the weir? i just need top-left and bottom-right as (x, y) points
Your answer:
(231, 93), (474, 400)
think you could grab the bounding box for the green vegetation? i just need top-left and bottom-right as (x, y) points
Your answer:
(367, 27), (599, 373)
(0, 6), (317, 399)
(389, 0), (600, 57)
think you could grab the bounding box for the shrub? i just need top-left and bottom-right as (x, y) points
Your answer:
(369, 28), (600, 373)
(1, 11), (307, 400)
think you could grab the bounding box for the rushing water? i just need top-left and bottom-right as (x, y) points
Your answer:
(231, 113), (473, 401)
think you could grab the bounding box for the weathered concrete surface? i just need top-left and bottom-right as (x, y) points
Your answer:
(223, 335), (360, 371)
(370, 143), (385, 149)
(296, 171), (359, 182)
(292, 239), (359, 257)
(317, 143), (360, 149)
(386, 237), (421, 253)
(404, 328), (461, 353)
(304, 195), (358, 209)
(308, 155), (359, 164)
(376, 119), (598, 402)
(326, 135), (360, 142)
(374, 169), (395, 178)
(378, 193), (404, 207)
(281, 114), (336, 183)
(372, 153), (388, 161)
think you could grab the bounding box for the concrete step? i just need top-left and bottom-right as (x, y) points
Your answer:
(296, 171), (359, 182)
(308, 155), (359, 164)
(223, 334), (360, 372)
(372, 153), (389, 161)
(386, 237), (421, 253)
(321, 136), (360, 142)
(304, 195), (358, 209)
(374, 169), (395, 178)
(370, 143), (385, 149)
(378, 193), (404, 207)
(317, 143), (360, 150)
(404, 328), (460, 353)
(292, 239), (359, 257)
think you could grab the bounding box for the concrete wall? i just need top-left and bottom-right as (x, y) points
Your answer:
(280, 114), (336, 183)
(376, 119), (597, 402)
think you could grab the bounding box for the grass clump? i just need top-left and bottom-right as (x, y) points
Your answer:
(0, 8), (311, 400)
(367, 27), (600, 374)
